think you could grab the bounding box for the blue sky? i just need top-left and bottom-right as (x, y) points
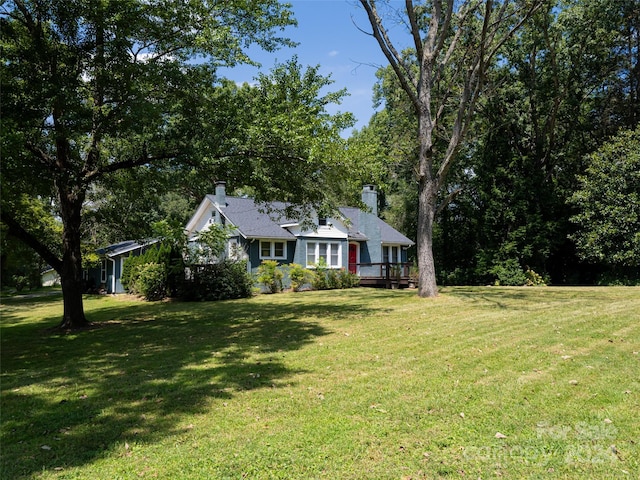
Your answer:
(219, 0), (396, 133)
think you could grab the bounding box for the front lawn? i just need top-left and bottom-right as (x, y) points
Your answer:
(1, 287), (638, 479)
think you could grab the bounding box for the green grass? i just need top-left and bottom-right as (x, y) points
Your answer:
(0, 286), (62, 299)
(2, 287), (639, 479)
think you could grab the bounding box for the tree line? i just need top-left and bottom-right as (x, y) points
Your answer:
(353, 0), (639, 287)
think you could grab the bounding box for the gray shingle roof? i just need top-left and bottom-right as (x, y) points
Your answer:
(339, 207), (414, 245)
(216, 196), (296, 239)
(211, 196), (413, 245)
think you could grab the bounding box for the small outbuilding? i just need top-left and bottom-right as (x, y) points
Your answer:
(85, 240), (157, 294)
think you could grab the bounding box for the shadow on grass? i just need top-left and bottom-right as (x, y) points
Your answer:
(1, 290), (64, 307)
(1, 294), (378, 478)
(444, 286), (577, 309)
(446, 287), (531, 309)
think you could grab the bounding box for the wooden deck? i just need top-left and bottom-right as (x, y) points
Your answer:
(354, 262), (415, 289)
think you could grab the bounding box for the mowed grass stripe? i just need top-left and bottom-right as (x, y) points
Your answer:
(1, 287), (638, 479)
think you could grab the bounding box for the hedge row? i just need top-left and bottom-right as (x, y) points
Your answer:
(256, 260), (360, 293)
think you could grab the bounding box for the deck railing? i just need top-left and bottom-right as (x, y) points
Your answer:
(353, 262), (415, 288)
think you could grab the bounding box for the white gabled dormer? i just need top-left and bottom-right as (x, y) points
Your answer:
(185, 198), (214, 237)
(285, 215), (349, 240)
(185, 181), (229, 238)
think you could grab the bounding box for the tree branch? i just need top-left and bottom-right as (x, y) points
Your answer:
(436, 0), (544, 190)
(25, 142), (57, 170)
(433, 0), (455, 63)
(84, 148), (182, 181)
(485, 1), (545, 61)
(0, 212), (63, 273)
(406, 0), (424, 61)
(12, 0), (37, 34)
(435, 187), (463, 217)
(360, 0), (420, 112)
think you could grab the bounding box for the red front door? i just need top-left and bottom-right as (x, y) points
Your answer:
(348, 243), (357, 274)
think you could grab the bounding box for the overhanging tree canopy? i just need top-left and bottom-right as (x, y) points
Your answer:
(0, 0), (356, 329)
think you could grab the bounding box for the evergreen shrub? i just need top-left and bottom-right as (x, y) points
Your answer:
(257, 260), (284, 293)
(136, 263), (168, 301)
(288, 263), (314, 292)
(183, 261), (253, 301)
(491, 259), (527, 286)
(121, 242), (183, 300)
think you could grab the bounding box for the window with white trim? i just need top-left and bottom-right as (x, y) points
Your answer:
(383, 245), (400, 264)
(259, 240), (286, 259)
(100, 259), (107, 283)
(306, 242), (341, 268)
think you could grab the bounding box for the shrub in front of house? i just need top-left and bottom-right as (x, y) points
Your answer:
(257, 260), (284, 293)
(326, 268), (340, 289)
(312, 267), (359, 291)
(122, 259), (168, 300)
(182, 260), (253, 301)
(136, 263), (168, 301)
(288, 263), (315, 292)
(311, 267), (328, 290)
(121, 255), (143, 294)
(338, 268), (360, 288)
(253, 260), (359, 293)
(121, 242), (184, 300)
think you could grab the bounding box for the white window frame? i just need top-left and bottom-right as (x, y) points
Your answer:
(101, 259), (107, 283)
(259, 240), (287, 260)
(306, 241), (342, 268)
(383, 245), (401, 264)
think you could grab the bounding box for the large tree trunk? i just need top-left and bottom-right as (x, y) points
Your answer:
(417, 175), (438, 297)
(0, 192), (89, 329)
(59, 265), (88, 330)
(416, 79), (439, 297)
(57, 185), (89, 330)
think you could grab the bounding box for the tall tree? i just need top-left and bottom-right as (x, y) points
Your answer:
(1, 1), (353, 329)
(202, 61), (357, 218)
(569, 126), (640, 272)
(358, 0), (542, 297)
